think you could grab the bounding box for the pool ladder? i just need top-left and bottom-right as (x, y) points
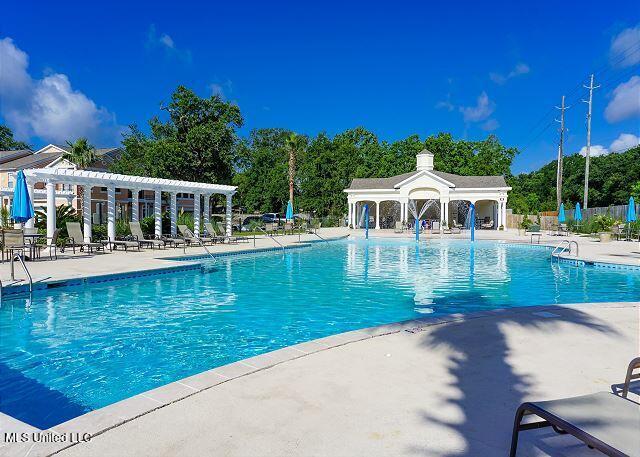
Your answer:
(0, 254), (33, 305)
(551, 240), (579, 261)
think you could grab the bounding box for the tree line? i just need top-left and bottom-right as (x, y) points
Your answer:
(2, 85), (638, 217)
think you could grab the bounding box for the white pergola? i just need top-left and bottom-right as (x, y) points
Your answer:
(23, 168), (236, 243)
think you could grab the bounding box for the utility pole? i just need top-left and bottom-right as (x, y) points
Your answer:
(583, 74), (599, 209)
(555, 95), (568, 209)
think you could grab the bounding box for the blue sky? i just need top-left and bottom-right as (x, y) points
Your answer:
(1, 0), (638, 173)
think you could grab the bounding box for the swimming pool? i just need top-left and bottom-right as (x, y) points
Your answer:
(1, 239), (639, 428)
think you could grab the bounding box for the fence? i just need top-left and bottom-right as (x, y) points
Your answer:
(507, 203), (638, 229)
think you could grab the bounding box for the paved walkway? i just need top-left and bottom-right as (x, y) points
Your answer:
(56, 303), (639, 457)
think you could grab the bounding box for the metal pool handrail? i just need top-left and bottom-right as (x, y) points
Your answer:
(256, 226), (285, 253)
(190, 234), (216, 262)
(10, 253), (33, 293)
(551, 240), (579, 260)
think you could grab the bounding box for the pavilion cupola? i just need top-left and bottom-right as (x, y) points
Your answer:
(416, 149), (434, 172)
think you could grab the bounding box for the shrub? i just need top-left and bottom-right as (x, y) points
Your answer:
(520, 215), (532, 230)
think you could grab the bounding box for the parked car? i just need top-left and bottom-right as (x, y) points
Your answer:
(261, 213), (282, 223)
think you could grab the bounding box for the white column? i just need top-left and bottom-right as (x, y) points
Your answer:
(496, 201), (502, 229)
(170, 192), (177, 237)
(154, 190), (162, 238)
(131, 189), (139, 223)
(502, 201), (507, 229)
(25, 179), (35, 228)
(348, 202), (353, 228)
(226, 193), (233, 236)
(46, 181), (56, 243)
(443, 200), (449, 227)
(82, 185), (92, 242)
(107, 186), (116, 241)
(375, 202), (380, 229)
(203, 194), (211, 226)
(193, 192), (201, 237)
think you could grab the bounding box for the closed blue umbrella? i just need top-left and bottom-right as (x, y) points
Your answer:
(285, 200), (293, 221)
(626, 197), (636, 222)
(574, 202), (582, 222)
(558, 203), (566, 223)
(11, 170), (34, 224)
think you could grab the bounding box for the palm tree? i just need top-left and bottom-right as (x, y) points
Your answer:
(285, 133), (303, 207)
(64, 138), (96, 169)
(63, 138), (97, 216)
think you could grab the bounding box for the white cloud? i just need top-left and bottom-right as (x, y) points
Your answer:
(490, 62), (530, 84)
(159, 34), (175, 49)
(610, 133), (640, 152)
(146, 25), (191, 62)
(481, 119), (499, 131)
(459, 91), (495, 123)
(604, 75), (640, 123)
(0, 37), (121, 144)
(578, 144), (609, 157)
(208, 80), (233, 100)
(610, 25), (640, 68)
(577, 132), (640, 157)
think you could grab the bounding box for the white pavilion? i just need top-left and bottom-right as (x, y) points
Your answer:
(344, 151), (511, 230)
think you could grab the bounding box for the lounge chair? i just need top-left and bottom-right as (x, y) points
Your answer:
(525, 224), (541, 234)
(162, 233), (187, 250)
(394, 221), (404, 233)
(481, 219), (494, 229)
(178, 225), (214, 245)
(130, 222), (165, 249)
(65, 222), (105, 254)
(509, 357), (640, 456)
(204, 222), (240, 244)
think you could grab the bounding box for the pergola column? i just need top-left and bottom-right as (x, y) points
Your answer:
(193, 192), (201, 237)
(46, 181), (56, 243)
(347, 202), (352, 227)
(154, 190), (162, 238)
(203, 194), (210, 226)
(170, 192), (177, 237)
(25, 179), (35, 229)
(82, 185), (92, 242)
(225, 193), (233, 236)
(131, 189), (139, 223)
(375, 202), (380, 229)
(107, 186), (116, 241)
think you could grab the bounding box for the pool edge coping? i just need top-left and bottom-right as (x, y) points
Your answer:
(4, 301), (638, 457)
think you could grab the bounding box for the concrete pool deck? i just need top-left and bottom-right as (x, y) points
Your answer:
(8, 302), (635, 457)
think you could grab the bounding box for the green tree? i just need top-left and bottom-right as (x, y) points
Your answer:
(0, 124), (30, 150)
(233, 128), (295, 213)
(111, 86), (243, 184)
(64, 137), (97, 168)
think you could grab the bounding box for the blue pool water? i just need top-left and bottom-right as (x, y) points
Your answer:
(1, 239), (639, 428)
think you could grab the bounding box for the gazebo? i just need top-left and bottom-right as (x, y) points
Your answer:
(344, 151), (511, 230)
(23, 168), (236, 243)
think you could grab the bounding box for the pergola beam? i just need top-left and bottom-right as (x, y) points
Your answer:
(23, 168), (237, 243)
